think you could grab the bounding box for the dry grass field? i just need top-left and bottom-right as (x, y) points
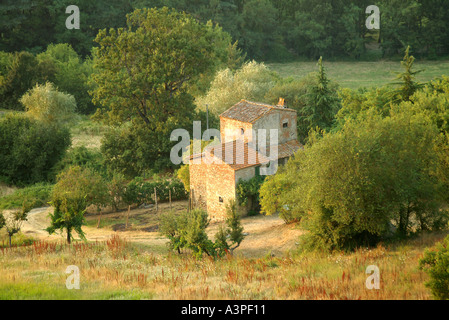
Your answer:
(0, 201), (446, 300)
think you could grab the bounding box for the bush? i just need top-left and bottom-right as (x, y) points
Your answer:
(236, 175), (265, 215)
(0, 51), (57, 111)
(54, 146), (105, 176)
(262, 107), (449, 252)
(0, 183), (53, 210)
(419, 235), (449, 300)
(122, 177), (188, 207)
(159, 209), (213, 258)
(160, 202), (245, 259)
(20, 82), (77, 126)
(260, 167), (300, 224)
(0, 113), (71, 185)
(176, 165), (190, 193)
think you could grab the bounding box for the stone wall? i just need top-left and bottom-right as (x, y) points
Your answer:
(220, 117), (254, 143)
(206, 163), (236, 220)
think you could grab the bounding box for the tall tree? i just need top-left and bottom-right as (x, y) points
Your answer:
(91, 7), (234, 171)
(298, 57), (341, 141)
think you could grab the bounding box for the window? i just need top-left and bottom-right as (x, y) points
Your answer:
(255, 166), (260, 176)
(219, 196), (224, 203)
(283, 120), (289, 128)
(241, 128), (245, 135)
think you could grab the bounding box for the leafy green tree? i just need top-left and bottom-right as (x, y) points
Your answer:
(37, 44), (96, 114)
(107, 172), (127, 213)
(262, 107), (449, 251)
(0, 0), (56, 54)
(0, 212), (5, 230)
(196, 60), (279, 115)
(378, 0), (449, 58)
(334, 86), (395, 130)
(47, 166), (108, 243)
(50, 0), (133, 57)
(20, 82), (77, 126)
(0, 113), (71, 185)
(0, 51), (57, 110)
(2, 201), (33, 247)
(160, 206), (245, 258)
(53, 146), (105, 177)
(260, 164), (300, 224)
(238, 0), (283, 61)
(91, 7), (234, 171)
(91, 7), (231, 126)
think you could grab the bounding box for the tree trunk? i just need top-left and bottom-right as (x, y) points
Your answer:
(169, 189), (172, 211)
(9, 235), (12, 248)
(67, 229), (71, 245)
(97, 207), (102, 228)
(154, 187), (158, 212)
(126, 205), (130, 229)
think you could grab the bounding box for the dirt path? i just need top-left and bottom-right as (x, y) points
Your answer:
(19, 204), (303, 257)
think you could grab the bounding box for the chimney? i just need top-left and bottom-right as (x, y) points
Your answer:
(277, 97), (285, 108)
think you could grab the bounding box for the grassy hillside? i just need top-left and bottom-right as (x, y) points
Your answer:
(268, 60), (449, 90)
(0, 229), (446, 300)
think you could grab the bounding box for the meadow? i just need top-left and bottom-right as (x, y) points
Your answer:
(0, 230), (446, 300)
(268, 60), (449, 90)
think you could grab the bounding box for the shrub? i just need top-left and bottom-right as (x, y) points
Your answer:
(159, 209), (213, 258)
(0, 183), (53, 210)
(214, 200), (245, 256)
(262, 107), (449, 252)
(122, 177), (188, 208)
(20, 82), (77, 126)
(160, 202), (245, 259)
(0, 51), (57, 110)
(260, 166), (300, 224)
(0, 113), (71, 185)
(176, 165), (190, 193)
(419, 235), (449, 300)
(236, 175), (265, 215)
(54, 146), (105, 176)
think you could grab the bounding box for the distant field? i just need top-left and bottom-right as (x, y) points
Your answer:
(268, 60), (449, 90)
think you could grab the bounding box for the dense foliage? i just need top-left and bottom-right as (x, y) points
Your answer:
(2, 1), (448, 61)
(419, 234), (449, 300)
(0, 114), (71, 185)
(47, 165), (109, 243)
(236, 175), (265, 215)
(160, 202), (245, 258)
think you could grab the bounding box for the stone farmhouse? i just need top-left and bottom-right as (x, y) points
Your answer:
(189, 99), (303, 220)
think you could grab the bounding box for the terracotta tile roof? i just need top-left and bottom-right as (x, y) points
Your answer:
(190, 139), (303, 171)
(260, 139), (304, 160)
(220, 99), (297, 124)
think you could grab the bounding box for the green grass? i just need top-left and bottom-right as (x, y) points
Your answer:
(268, 60), (449, 90)
(0, 279), (154, 300)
